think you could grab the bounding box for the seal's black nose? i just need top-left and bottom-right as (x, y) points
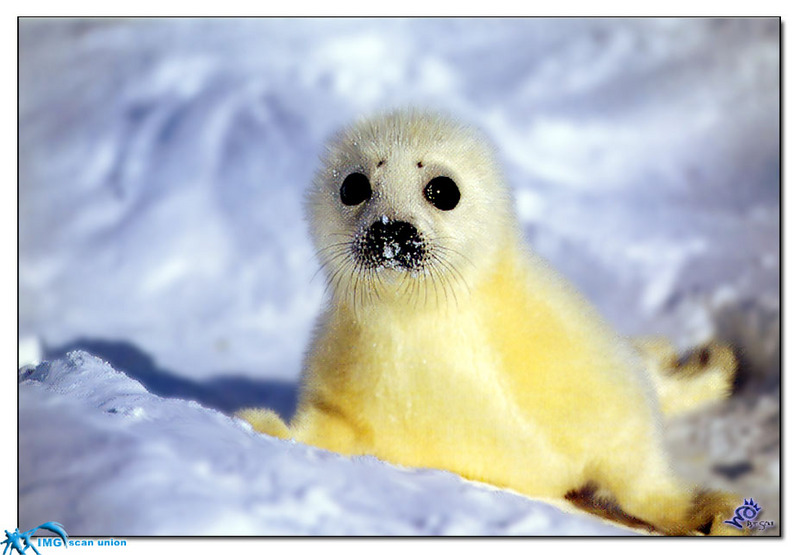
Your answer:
(363, 218), (425, 270)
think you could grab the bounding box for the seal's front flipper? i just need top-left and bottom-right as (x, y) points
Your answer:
(236, 408), (292, 439)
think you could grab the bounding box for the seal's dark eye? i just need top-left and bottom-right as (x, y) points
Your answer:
(424, 176), (460, 211)
(340, 172), (372, 206)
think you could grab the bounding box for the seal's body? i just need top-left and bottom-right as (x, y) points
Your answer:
(239, 110), (740, 535)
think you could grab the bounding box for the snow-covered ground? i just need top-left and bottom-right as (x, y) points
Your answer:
(19, 352), (633, 535)
(18, 18), (779, 535)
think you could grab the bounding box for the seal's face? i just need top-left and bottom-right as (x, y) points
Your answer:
(306, 110), (515, 310)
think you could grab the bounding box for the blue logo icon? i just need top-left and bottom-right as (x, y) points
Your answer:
(724, 498), (761, 529)
(2, 522), (68, 555)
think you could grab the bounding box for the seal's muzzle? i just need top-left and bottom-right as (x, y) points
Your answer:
(361, 218), (425, 271)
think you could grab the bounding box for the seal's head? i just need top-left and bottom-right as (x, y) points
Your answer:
(306, 109), (516, 310)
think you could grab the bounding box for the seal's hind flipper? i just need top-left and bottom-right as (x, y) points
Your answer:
(633, 336), (737, 417)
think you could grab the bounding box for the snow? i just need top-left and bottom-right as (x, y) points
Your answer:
(19, 352), (631, 536)
(17, 18), (779, 536)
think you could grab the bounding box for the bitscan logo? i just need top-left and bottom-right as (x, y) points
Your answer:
(724, 498), (775, 531)
(2, 522), (68, 555)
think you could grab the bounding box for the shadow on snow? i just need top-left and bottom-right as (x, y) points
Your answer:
(45, 338), (298, 421)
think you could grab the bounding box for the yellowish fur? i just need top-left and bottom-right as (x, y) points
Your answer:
(238, 109), (742, 535)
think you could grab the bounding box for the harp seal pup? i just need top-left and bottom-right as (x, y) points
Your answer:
(238, 109), (741, 535)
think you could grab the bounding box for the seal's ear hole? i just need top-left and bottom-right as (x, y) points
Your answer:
(424, 176), (460, 211)
(340, 173), (372, 206)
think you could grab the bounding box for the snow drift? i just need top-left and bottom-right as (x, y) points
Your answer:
(19, 352), (632, 535)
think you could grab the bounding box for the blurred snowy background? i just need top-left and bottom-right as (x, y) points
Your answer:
(18, 18), (779, 535)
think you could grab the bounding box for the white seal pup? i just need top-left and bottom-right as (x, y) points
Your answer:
(238, 109), (741, 535)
